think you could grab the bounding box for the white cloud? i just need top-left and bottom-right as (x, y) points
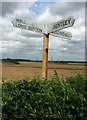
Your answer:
(60, 0), (86, 2)
(2, 0), (36, 2)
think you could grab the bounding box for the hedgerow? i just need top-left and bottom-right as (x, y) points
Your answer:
(2, 73), (87, 120)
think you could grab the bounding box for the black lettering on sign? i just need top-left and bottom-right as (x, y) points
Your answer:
(60, 21), (64, 27)
(53, 18), (71, 30)
(16, 23), (27, 29)
(53, 23), (60, 29)
(67, 19), (71, 24)
(52, 30), (71, 38)
(16, 19), (26, 24)
(37, 28), (42, 33)
(28, 26), (32, 31)
(64, 20), (68, 26)
(28, 25), (42, 33)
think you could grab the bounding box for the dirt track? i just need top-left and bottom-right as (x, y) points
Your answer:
(2, 62), (86, 82)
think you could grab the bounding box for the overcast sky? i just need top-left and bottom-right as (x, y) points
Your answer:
(1, 0), (86, 61)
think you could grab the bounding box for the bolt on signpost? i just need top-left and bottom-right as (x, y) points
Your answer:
(11, 16), (75, 80)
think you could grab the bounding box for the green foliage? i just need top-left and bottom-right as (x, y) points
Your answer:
(2, 73), (87, 120)
(0, 84), (2, 120)
(66, 72), (87, 100)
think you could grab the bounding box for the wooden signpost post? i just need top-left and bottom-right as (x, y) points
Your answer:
(12, 16), (75, 80)
(42, 34), (49, 80)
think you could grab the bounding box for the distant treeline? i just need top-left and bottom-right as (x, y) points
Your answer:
(2, 58), (20, 64)
(31, 60), (86, 64)
(13, 59), (31, 62)
(1, 58), (87, 65)
(2, 58), (31, 64)
(49, 61), (87, 66)
(49, 60), (86, 64)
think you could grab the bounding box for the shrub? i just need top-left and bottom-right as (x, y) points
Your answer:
(66, 72), (87, 100)
(2, 74), (87, 120)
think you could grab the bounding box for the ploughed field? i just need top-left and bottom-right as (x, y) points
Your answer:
(2, 62), (86, 82)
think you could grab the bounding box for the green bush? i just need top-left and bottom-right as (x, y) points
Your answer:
(66, 72), (87, 100)
(2, 74), (87, 120)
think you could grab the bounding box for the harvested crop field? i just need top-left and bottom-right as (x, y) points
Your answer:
(2, 62), (86, 82)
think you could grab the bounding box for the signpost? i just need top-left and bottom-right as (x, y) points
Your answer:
(12, 16), (75, 80)
(50, 30), (72, 39)
(47, 16), (75, 33)
(12, 18), (44, 33)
